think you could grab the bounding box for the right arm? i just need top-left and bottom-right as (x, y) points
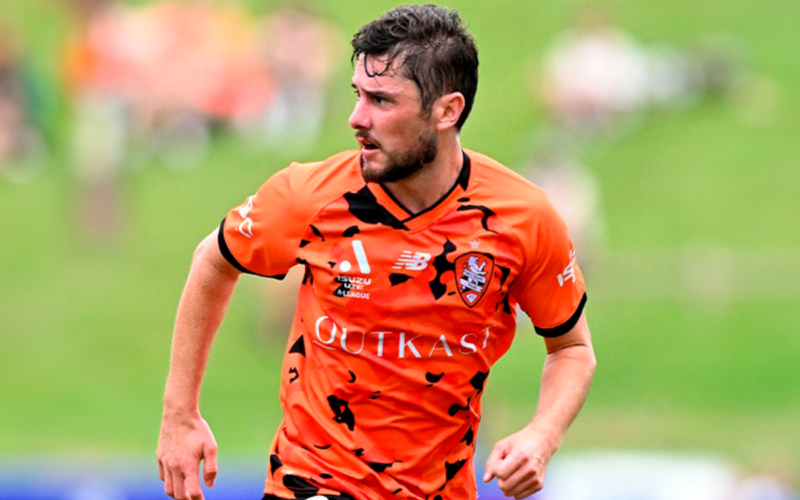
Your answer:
(157, 228), (241, 500)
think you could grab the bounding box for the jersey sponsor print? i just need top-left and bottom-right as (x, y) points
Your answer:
(220, 150), (586, 500)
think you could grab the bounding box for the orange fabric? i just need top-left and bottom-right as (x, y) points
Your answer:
(220, 150), (586, 500)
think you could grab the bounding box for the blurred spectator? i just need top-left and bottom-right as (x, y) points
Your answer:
(242, 2), (344, 153)
(538, 7), (649, 138)
(131, 1), (272, 168)
(536, 8), (753, 143)
(645, 44), (701, 109)
(60, 0), (278, 238)
(694, 35), (747, 97)
(59, 0), (345, 184)
(524, 136), (606, 275)
(62, 0), (134, 238)
(526, 8), (756, 281)
(232, 2), (347, 339)
(0, 22), (48, 183)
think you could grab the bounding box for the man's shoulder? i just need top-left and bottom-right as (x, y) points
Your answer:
(255, 150), (364, 206)
(281, 150), (363, 191)
(466, 149), (552, 209)
(245, 150), (364, 223)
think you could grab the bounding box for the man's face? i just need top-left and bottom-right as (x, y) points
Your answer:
(349, 55), (438, 183)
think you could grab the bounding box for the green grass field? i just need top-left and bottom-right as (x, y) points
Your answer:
(2, 0), (799, 483)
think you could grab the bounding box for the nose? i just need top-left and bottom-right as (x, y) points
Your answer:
(349, 98), (370, 130)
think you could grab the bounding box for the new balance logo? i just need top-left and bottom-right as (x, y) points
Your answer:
(557, 249), (577, 287)
(393, 251), (432, 271)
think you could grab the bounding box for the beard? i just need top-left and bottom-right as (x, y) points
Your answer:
(360, 127), (438, 184)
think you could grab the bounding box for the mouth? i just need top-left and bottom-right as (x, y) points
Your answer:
(356, 135), (380, 152)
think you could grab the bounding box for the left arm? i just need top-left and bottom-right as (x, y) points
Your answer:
(483, 312), (596, 499)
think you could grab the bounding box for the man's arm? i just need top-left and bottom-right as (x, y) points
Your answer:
(484, 312), (596, 499)
(157, 228), (241, 500)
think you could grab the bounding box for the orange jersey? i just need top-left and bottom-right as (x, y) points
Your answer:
(220, 150), (586, 500)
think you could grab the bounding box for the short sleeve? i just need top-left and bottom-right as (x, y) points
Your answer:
(510, 198), (587, 337)
(218, 167), (305, 279)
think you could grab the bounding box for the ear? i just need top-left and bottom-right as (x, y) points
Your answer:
(433, 92), (466, 131)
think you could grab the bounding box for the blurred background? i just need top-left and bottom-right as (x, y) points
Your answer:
(1, 0), (798, 498)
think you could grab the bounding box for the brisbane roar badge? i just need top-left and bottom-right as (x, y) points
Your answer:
(455, 252), (494, 308)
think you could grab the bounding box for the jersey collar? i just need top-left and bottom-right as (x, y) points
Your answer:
(367, 151), (471, 233)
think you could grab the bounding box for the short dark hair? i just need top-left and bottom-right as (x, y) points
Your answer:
(351, 4), (479, 131)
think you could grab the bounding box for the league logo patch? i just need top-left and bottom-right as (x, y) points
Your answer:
(455, 252), (494, 308)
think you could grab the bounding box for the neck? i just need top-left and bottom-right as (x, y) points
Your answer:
(382, 136), (463, 214)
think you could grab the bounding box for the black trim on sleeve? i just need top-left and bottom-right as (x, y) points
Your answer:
(534, 293), (587, 338)
(217, 217), (287, 280)
(218, 217), (251, 273)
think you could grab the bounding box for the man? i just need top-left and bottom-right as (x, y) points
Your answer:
(158, 5), (595, 500)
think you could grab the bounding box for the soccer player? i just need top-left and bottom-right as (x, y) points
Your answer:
(157, 5), (595, 500)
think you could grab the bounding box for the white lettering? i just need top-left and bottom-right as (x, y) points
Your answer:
(340, 330), (365, 355)
(459, 333), (478, 354)
(557, 249), (577, 287)
(314, 316), (337, 346)
(311, 316), (494, 359)
(334, 275), (372, 300)
(399, 332), (422, 358)
(237, 196), (256, 238)
(238, 196), (255, 218)
(335, 276), (374, 287)
(460, 256), (488, 292)
(238, 218), (253, 238)
(429, 334), (453, 357)
(336, 290), (370, 299)
(351, 240), (371, 274)
(370, 332), (393, 357)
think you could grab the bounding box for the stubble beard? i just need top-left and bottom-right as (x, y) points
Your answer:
(360, 128), (438, 184)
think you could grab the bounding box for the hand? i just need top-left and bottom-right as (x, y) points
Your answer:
(483, 427), (555, 499)
(157, 412), (218, 500)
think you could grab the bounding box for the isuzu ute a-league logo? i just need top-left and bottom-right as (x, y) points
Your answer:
(334, 240), (373, 300)
(455, 252), (494, 308)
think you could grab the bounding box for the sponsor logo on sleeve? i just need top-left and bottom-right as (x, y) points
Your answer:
(238, 195), (255, 238)
(557, 249), (577, 287)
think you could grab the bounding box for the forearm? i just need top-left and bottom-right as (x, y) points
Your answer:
(527, 316), (596, 453)
(482, 315), (595, 496)
(163, 231), (240, 415)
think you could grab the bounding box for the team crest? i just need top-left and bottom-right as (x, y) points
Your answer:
(454, 252), (494, 308)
